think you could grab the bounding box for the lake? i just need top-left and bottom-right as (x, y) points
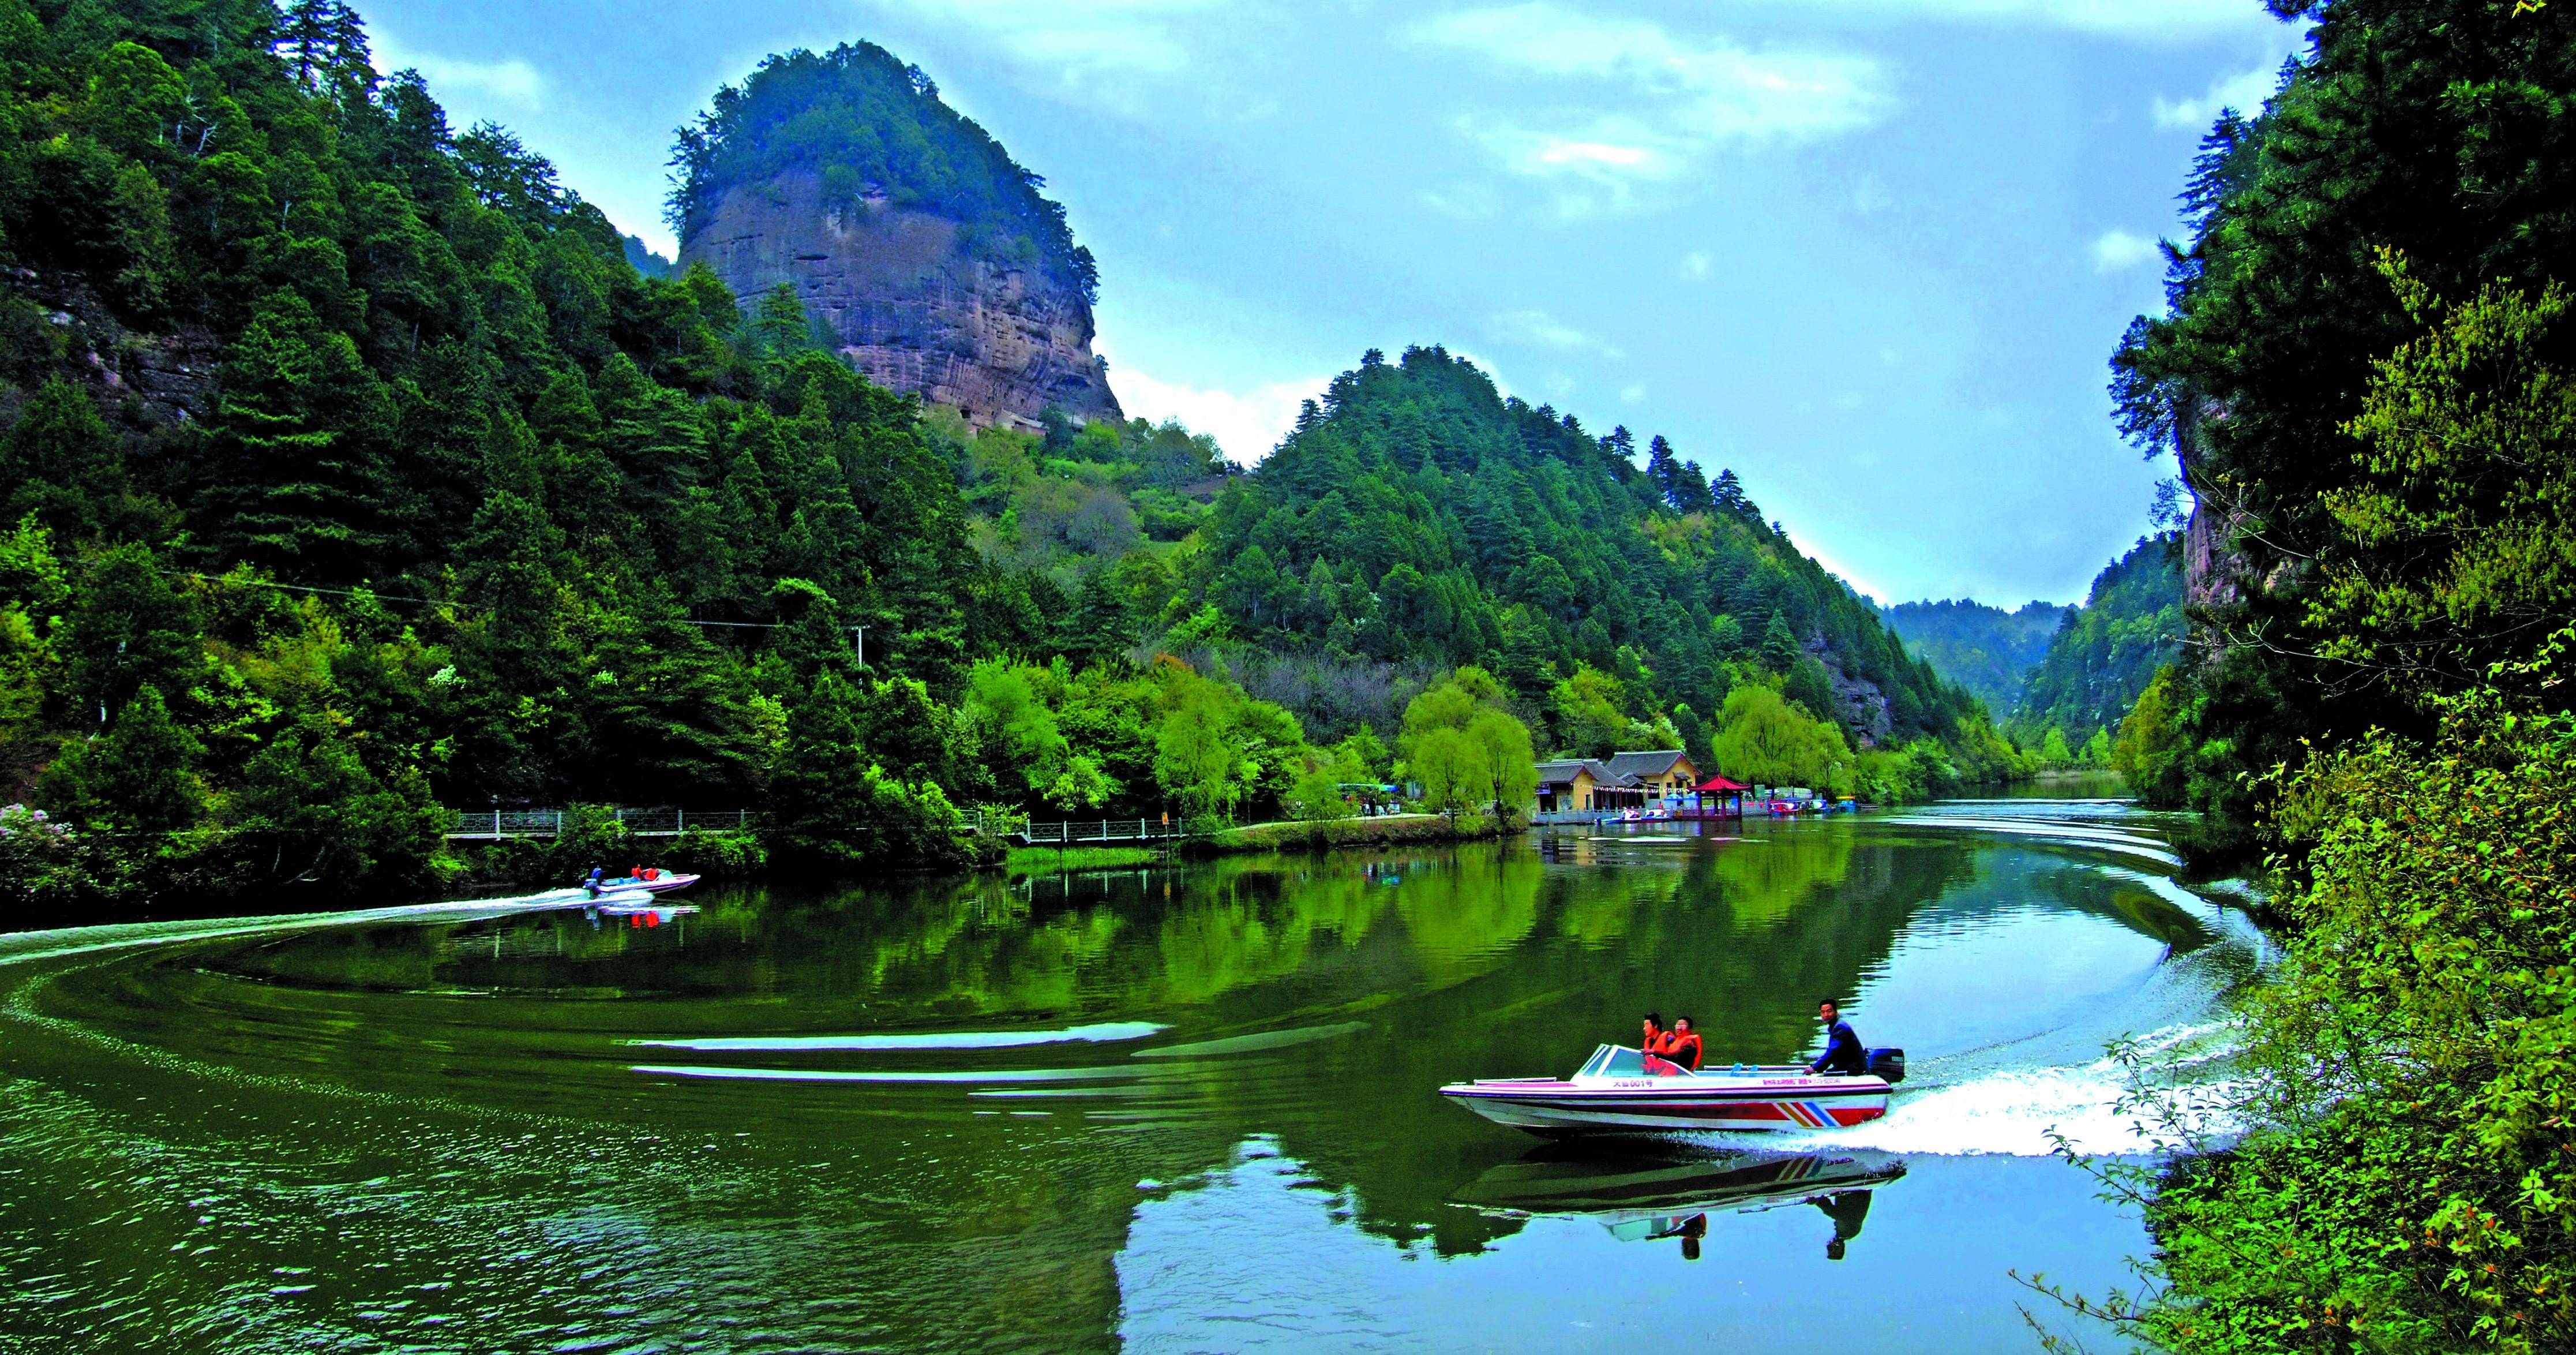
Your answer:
(0, 801), (2258, 1353)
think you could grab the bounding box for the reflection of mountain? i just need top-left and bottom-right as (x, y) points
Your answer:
(1283, 831), (1971, 1256)
(1904, 854), (2217, 955)
(74, 825), (2174, 1351)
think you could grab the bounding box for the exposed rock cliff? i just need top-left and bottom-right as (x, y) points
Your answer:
(680, 173), (1119, 432)
(3, 265), (218, 428)
(1816, 639), (1895, 750)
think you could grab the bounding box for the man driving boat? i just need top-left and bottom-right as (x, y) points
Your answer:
(1808, 999), (1866, 1076)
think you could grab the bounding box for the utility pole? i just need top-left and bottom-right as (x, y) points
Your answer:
(852, 625), (871, 668)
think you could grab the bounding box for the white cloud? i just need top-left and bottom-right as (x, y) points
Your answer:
(1790, 0), (2282, 40)
(1111, 366), (1328, 465)
(2091, 228), (2162, 273)
(2153, 63), (2282, 130)
(382, 53), (547, 109)
(867, 0), (1228, 79)
(1681, 251), (1712, 280)
(1413, 5), (1888, 197)
(1490, 308), (1623, 358)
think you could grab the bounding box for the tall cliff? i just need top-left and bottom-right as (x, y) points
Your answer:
(680, 173), (1118, 431)
(670, 44), (1120, 432)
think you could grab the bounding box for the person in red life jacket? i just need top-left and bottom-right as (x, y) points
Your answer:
(1666, 1016), (1705, 1072)
(1640, 1012), (1688, 1076)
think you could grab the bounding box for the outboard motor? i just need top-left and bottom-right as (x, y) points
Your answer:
(1866, 1048), (1906, 1084)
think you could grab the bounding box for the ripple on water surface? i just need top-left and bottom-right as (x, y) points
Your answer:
(0, 808), (2256, 1353)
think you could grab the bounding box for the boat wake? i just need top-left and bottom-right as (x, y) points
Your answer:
(1707, 883), (2259, 1159)
(0, 888), (601, 974)
(1703, 1034), (2241, 1158)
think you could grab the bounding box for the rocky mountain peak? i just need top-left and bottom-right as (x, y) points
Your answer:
(680, 172), (1119, 432)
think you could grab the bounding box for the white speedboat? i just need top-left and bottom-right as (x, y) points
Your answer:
(1439, 1044), (1903, 1135)
(585, 871), (702, 896)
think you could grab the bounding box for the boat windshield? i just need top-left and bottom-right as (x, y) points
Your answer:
(1577, 1045), (1651, 1078)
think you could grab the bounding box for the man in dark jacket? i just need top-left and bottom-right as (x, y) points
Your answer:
(1808, 1000), (1866, 1076)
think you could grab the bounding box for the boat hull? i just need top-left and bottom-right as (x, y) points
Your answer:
(1440, 1073), (1892, 1135)
(586, 873), (700, 896)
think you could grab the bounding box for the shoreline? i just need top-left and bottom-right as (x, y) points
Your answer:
(1003, 813), (1517, 873)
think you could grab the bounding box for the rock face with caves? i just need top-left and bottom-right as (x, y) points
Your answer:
(680, 173), (1119, 432)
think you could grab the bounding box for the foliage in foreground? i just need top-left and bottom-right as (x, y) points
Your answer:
(2071, 650), (2576, 1354)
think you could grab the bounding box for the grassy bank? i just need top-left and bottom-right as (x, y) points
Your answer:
(1002, 845), (1167, 874)
(1184, 813), (1512, 857)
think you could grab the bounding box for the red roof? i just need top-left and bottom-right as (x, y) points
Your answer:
(1695, 775), (1753, 792)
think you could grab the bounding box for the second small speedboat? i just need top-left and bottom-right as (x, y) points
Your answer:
(1440, 1044), (1904, 1136)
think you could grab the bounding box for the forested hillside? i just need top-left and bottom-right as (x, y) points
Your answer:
(2007, 533), (2182, 758)
(0, 0), (2023, 921)
(1192, 347), (2015, 793)
(1879, 598), (2064, 717)
(0, 0), (1453, 914)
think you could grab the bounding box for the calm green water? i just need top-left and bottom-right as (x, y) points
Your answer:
(0, 804), (2255, 1353)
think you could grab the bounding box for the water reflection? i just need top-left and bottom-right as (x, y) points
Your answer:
(0, 807), (2247, 1353)
(1456, 1143), (1907, 1265)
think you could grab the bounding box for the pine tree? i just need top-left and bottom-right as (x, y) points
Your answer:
(272, 1), (370, 101)
(1647, 435), (1682, 508)
(0, 379), (125, 534)
(1061, 568), (1136, 665)
(1760, 609), (1803, 673)
(1672, 458), (1715, 514)
(1711, 467), (1752, 518)
(746, 282), (819, 362)
(40, 684), (205, 833)
(198, 292), (401, 578)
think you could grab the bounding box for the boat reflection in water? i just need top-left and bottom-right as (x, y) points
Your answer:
(1452, 1144), (1905, 1262)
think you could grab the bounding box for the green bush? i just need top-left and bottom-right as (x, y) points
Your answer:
(0, 803), (122, 918)
(2112, 668), (2576, 1353)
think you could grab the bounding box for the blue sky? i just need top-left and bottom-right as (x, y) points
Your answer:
(361, 0), (2307, 605)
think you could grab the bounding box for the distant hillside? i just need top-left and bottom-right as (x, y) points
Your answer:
(1195, 346), (1996, 762)
(1881, 599), (2067, 716)
(2011, 534), (2185, 748)
(621, 235), (673, 279)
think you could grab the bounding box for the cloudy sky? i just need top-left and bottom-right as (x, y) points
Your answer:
(361, 0), (2308, 605)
